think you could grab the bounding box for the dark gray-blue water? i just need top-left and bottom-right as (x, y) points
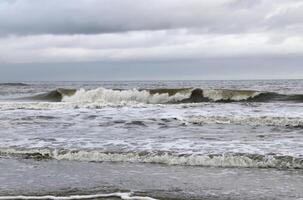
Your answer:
(0, 80), (303, 199)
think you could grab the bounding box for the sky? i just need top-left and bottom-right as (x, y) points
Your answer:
(0, 0), (303, 81)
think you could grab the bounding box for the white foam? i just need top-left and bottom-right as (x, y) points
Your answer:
(61, 88), (261, 104)
(183, 115), (303, 127)
(203, 89), (261, 101)
(0, 192), (157, 200)
(62, 88), (189, 104)
(0, 102), (75, 110)
(1, 148), (302, 169)
(54, 151), (303, 169)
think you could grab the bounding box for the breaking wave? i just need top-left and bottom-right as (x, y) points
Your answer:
(1, 148), (302, 169)
(24, 87), (303, 104)
(62, 88), (190, 104)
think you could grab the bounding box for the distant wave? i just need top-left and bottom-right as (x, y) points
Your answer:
(0, 82), (28, 86)
(1, 148), (302, 169)
(24, 87), (303, 104)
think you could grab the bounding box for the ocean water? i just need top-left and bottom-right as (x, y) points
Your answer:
(0, 80), (303, 200)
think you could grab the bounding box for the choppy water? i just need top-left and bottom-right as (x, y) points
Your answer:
(0, 80), (303, 199)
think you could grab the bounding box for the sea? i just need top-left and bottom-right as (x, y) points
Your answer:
(0, 80), (303, 200)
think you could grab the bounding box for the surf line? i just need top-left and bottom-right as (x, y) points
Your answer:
(0, 192), (158, 200)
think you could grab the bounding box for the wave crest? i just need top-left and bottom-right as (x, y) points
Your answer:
(62, 88), (264, 104)
(203, 89), (261, 101)
(62, 88), (190, 104)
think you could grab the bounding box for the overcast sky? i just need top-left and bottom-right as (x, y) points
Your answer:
(0, 0), (303, 80)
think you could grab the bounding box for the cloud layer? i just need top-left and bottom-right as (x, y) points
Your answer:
(0, 0), (302, 35)
(1, 31), (303, 64)
(0, 0), (303, 79)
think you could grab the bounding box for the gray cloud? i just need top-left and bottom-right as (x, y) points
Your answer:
(0, 0), (301, 36)
(1, 30), (303, 64)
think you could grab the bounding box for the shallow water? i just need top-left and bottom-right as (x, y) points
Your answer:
(1, 158), (303, 200)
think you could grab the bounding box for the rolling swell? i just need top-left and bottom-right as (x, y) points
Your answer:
(0, 148), (302, 169)
(29, 88), (77, 102)
(199, 89), (303, 103)
(25, 87), (303, 103)
(246, 92), (303, 102)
